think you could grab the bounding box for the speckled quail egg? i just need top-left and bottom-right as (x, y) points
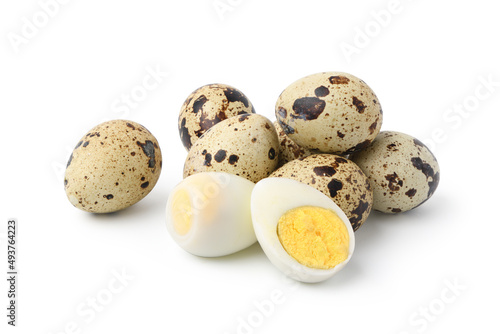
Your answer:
(350, 131), (440, 213)
(270, 154), (373, 231)
(166, 172), (256, 257)
(273, 121), (315, 167)
(64, 120), (162, 213)
(275, 72), (383, 154)
(251, 177), (355, 283)
(178, 84), (256, 151)
(183, 114), (279, 183)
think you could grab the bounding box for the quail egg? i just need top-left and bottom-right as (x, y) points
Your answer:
(178, 84), (256, 151)
(183, 114), (279, 183)
(251, 177), (355, 283)
(275, 72), (383, 154)
(64, 120), (162, 213)
(273, 121), (315, 167)
(166, 172), (256, 257)
(350, 131), (440, 213)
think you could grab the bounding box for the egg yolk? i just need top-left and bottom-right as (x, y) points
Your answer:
(171, 189), (193, 235)
(277, 206), (349, 269)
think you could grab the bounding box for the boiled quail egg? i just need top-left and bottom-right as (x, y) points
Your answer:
(251, 177), (355, 283)
(165, 172), (256, 257)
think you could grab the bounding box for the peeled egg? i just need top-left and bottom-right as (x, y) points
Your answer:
(165, 172), (256, 257)
(251, 177), (355, 283)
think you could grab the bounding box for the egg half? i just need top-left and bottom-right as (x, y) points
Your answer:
(251, 178), (355, 283)
(165, 172), (256, 257)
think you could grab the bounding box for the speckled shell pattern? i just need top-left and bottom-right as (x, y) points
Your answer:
(275, 72), (383, 155)
(273, 121), (315, 168)
(64, 120), (162, 213)
(351, 131), (440, 214)
(183, 114), (279, 183)
(178, 83), (256, 151)
(270, 154), (373, 231)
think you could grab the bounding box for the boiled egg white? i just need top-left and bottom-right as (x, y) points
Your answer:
(251, 177), (355, 283)
(166, 172), (256, 257)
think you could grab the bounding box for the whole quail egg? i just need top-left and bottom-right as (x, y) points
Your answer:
(275, 72), (383, 154)
(166, 172), (256, 257)
(350, 131), (440, 213)
(64, 120), (162, 213)
(251, 177), (355, 283)
(270, 154), (373, 231)
(183, 114), (279, 183)
(273, 121), (315, 167)
(178, 83), (256, 151)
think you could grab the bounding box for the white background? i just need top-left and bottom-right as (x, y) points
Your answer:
(1, 0), (499, 333)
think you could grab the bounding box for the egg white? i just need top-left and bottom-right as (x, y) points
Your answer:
(165, 172), (256, 257)
(251, 178), (355, 283)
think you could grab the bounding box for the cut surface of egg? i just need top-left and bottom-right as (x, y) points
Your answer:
(166, 172), (256, 257)
(251, 178), (355, 283)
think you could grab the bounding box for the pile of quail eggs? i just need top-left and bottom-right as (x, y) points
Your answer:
(64, 71), (440, 283)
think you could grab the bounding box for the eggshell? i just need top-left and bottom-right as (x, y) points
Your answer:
(270, 154), (373, 231)
(273, 121), (315, 167)
(178, 83), (256, 151)
(275, 72), (383, 154)
(183, 114), (279, 183)
(350, 131), (440, 213)
(64, 120), (162, 213)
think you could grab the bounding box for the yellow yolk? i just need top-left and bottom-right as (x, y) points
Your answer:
(277, 206), (349, 269)
(171, 189), (193, 235)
